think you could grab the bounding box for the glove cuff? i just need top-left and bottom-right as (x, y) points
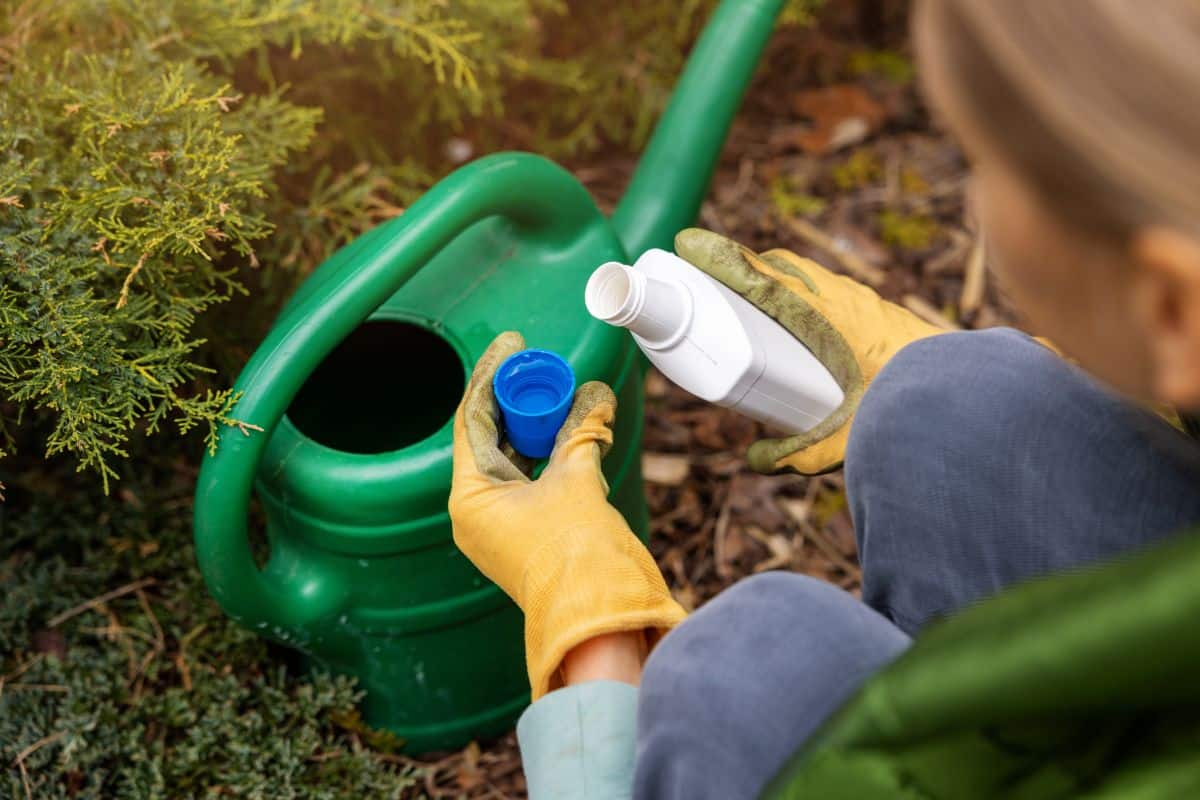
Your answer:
(520, 523), (686, 700)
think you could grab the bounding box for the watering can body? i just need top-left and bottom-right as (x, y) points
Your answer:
(195, 0), (785, 753)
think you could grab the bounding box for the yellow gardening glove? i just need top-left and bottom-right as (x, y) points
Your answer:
(449, 331), (686, 699)
(675, 228), (945, 475)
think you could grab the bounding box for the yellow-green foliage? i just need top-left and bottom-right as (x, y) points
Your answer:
(0, 0), (819, 488)
(847, 48), (915, 84)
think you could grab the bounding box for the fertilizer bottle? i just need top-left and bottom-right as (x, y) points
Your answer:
(585, 249), (844, 433)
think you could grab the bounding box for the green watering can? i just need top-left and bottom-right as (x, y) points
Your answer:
(194, 0), (785, 753)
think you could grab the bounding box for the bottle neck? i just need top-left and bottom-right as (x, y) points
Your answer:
(586, 263), (691, 348)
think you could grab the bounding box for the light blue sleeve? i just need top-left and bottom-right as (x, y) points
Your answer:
(516, 680), (639, 799)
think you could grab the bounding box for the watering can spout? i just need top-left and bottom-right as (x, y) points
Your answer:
(611, 0), (787, 257)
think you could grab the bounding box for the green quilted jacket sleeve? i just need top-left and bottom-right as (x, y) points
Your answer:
(763, 531), (1200, 799)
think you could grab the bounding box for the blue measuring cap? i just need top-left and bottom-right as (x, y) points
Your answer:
(493, 349), (576, 459)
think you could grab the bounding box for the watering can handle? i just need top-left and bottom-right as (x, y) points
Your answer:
(193, 153), (612, 631)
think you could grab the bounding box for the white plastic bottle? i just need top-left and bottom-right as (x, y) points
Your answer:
(585, 249), (844, 433)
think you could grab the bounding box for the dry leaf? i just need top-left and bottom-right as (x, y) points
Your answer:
(793, 85), (887, 155)
(642, 453), (690, 486)
(959, 236), (987, 316)
(779, 497), (811, 526)
(810, 489), (847, 527)
(457, 741), (483, 790)
(644, 369), (669, 399)
(672, 584), (699, 613)
(902, 294), (960, 331)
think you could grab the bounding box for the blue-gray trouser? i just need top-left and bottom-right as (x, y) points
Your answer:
(633, 328), (1200, 800)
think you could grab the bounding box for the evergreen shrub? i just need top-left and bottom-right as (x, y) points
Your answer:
(0, 0), (816, 488)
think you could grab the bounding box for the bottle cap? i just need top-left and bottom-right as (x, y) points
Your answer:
(493, 349), (576, 458)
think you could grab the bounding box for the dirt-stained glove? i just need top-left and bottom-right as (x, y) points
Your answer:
(674, 227), (945, 475)
(449, 331), (686, 699)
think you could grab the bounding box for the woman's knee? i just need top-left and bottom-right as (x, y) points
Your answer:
(639, 573), (821, 731)
(842, 327), (1184, 631)
(843, 328), (1086, 546)
(635, 573), (908, 799)
(846, 329), (1063, 481)
(642, 573), (832, 697)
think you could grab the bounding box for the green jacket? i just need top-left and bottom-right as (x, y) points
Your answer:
(763, 531), (1200, 798)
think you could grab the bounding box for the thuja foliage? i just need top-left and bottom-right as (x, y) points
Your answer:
(1, 465), (421, 798)
(0, 0), (818, 489)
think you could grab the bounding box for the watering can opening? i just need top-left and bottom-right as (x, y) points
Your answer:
(286, 319), (466, 454)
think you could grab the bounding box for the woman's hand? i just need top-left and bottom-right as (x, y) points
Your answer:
(449, 332), (685, 699)
(675, 228), (945, 475)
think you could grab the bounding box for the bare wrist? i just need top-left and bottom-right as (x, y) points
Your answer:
(561, 630), (646, 687)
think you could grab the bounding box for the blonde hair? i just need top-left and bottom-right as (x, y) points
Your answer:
(916, 0), (1200, 242)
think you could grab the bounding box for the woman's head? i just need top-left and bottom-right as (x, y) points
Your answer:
(913, 0), (1200, 406)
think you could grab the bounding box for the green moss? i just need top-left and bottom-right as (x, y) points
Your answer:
(770, 176), (828, 218)
(847, 49), (916, 84)
(831, 150), (882, 190)
(877, 209), (940, 251)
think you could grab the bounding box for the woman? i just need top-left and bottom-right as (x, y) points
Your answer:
(450, 1), (1200, 797)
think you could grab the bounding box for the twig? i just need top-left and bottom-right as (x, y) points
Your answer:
(902, 294), (961, 331)
(132, 589), (166, 696)
(698, 202), (729, 236)
(0, 655), (46, 705)
(138, 589), (165, 650)
(14, 729), (67, 798)
(80, 624), (157, 646)
(175, 623), (206, 691)
(779, 495), (862, 580)
(924, 229), (971, 276)
(14, 730), (67, 764)
(2, 654), (43, 682)
(17, 758), (30, 800)
(959, 236), (987, 316)
(724, 158), (755, 205)
(744, 525), (795, 573)
(884, 151), (901, 205)
(804, 521), (862, 581)
(712, 478), (738, 581)
(779, 214), (888, 287)
(116, 252), (148, 309)
(48, 578), (155, 627)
